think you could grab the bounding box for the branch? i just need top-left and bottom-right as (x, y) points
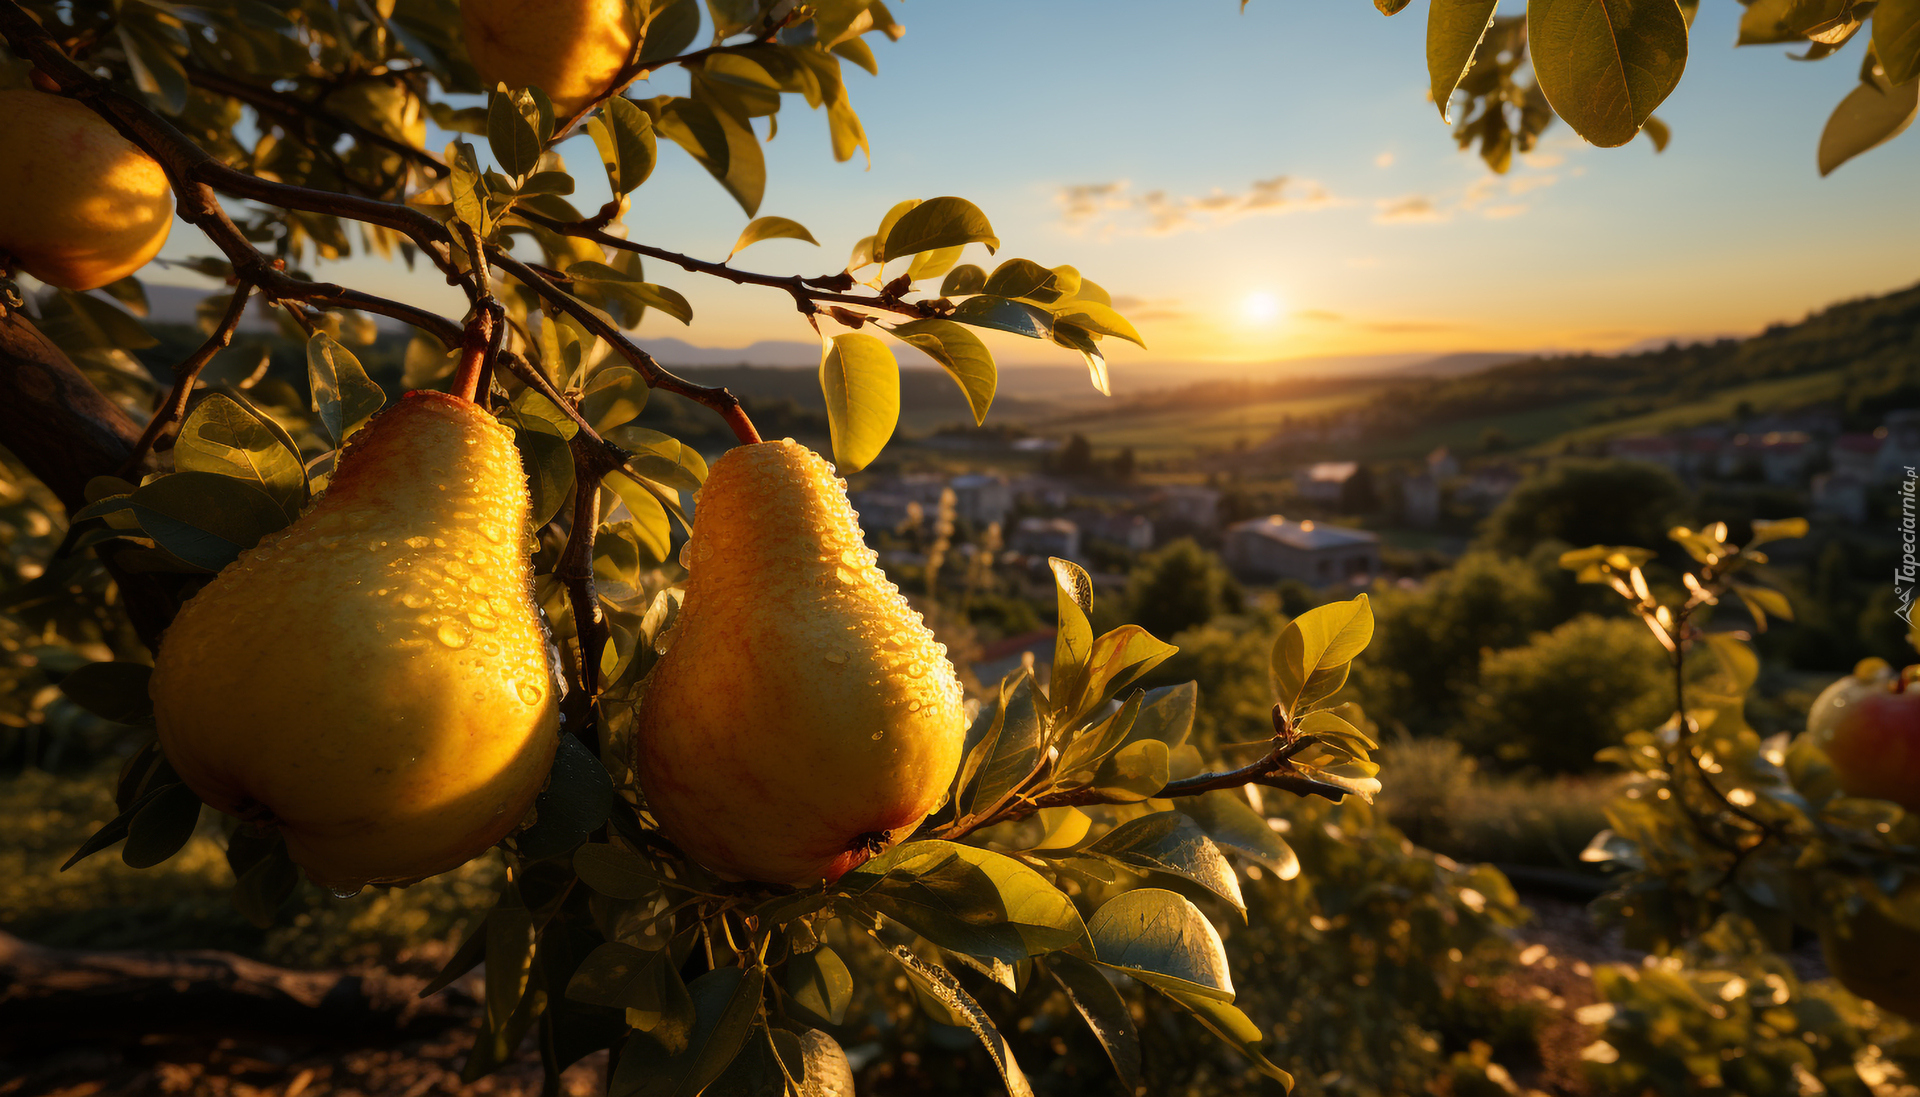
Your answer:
(117, 282), (254, 478)
(486, 247), (762, 446)
(183, 64), (450, 181)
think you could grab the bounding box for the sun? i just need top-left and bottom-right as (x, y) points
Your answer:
(1241, 291), (1284, 323)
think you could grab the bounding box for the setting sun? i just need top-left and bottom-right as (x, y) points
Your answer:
(1242, 290), (1284, 323)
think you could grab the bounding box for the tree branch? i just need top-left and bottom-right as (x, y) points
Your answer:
(117, 283), (254, 478)
(183, 64), (450, 181)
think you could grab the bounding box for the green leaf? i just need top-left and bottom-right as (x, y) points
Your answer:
(581, 366), (650, 432)
(1091, 739), (1171, 802)
(517, 428), (575, 528)
(1428, 0), (1501, 121)
(906, 244), (964, 281)
(887, 318), (996, 425)
(1295, 709), (1377, 754)
(568, 941), (676, 1012)
(1051, 321), (1109, 397)
(941, 264), (987, 296)
(1270, 594), (1373, 719)
(306, 332), (387, 446)
(818, 332), (899, 473)
(1749, 516), (1809, 545)
(228, 827), (299, 929)
(573, 843), (669, 900)
(1086, 888), (1233, 1002)
(1527, 0), (1689, 148)
(1876, 0), (1920, 85)
(847, 840), (1089, 962)
(449, 141), (492, 237)
(964, 674), (1045, 816)
(1059, 626), (1178, 724)
(176, 393), (307, 518)
(122, 782), (201, 869)
(1089, 812), (1244, 914)
(59, 662), (154, 726)
(487, 87), (542, 178)
(655, 96), (731, 180)
(728, 216), (820, 259)
(610, 966), (765, 1097)
(1123, 682), (1198, 753)
(1050, 558), (1095, 713)
(1056, 691), (1143, 783)
(1155, 986), (1293, 1086)
(1050, 300), (1144, 348)
(982, 258), (1069, 303)
(879, 196), (999, 263)
(638, 0), (702, 63)
(514, 735), (614, 862)
(128, 472), (289, 572)
(1046, 953), (1143, 1093)
(589, 96), (657, 195)
(1817, 72), (1919, 175)
(948, 295), (1053, 340)
(785, 946), (853, 1025)
(881, 944), (1034, 1097)
(1178, 791), (1299, 877)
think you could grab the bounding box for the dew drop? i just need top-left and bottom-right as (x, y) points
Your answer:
(824, 649), (848, 664)
(871, 730), (885, 741)
(437, 620), (471, 648)
(469, 611), (498, 630)
(328, 886), (363, 900)
(518, 682), (543, 705)
(400, 592), (430, 610)
(405, 536), (431, 549)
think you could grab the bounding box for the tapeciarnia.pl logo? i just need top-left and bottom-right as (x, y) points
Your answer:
(1900, 466), (1918, 627)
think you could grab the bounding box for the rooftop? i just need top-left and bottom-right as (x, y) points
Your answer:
(1228, 515), (1380, 551)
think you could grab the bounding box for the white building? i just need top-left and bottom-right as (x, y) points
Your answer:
(949, 473), (1012, 528)
(1010, 517), (1080, 559)
(1223, 516), (1380, 587)
(1294, 462), (1359, 505)
(1157, 484), (1222, 528)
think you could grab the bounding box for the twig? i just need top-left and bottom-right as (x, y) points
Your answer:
(184, 65), (449, 181)
(116, 283), (254, 477)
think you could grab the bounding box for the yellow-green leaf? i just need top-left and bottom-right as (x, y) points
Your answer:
(1528, 0), (1689, 148)
(1875, 0), (1920, 85)
(887, 318), (996, 424)
(1818, 73), (1919, 175)
(818, 332), (898, 473)
(1429, 0), (1501, 121)
(727, 216), (819, 259)
(880, 196), (999, 263)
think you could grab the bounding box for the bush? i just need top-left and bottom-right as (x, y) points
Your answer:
(1375, 736), (1619, 867)
(1481, 459), (1691, 558)
(1122, 539), (1243, 640)
(1454, 614), (1672, 774)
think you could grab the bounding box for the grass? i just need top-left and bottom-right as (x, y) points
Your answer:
(0, 762), (500, 972)
(1043, 387), (1382, 458)
(1545, 369), (1850, 450)
(1374, 736), (1620, 870)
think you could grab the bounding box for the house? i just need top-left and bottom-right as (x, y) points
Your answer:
(1720, 432), (1813, 485)
(1294, 461), (1359, 505)
(1427, 446), (1459, 480)
(1223, 516), (1380, 587)
(1157, 484), (1222, 528)
(1812, 474), (1869, 525)
(1831, 433), (1883, 481)
(848, 491), (920, 534)
(949, 473), (1012, 528)
(1078, 512), (1154, 552)
(1010, 517), (1080, 559)
(1877, 412), (1920, 482)
(1400, 473), (1441, 527)
(1454, 465), (1524, 513)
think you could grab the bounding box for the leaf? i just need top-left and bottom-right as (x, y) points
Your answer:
(728, 216), (820, 258)
(982, 258), (1069, 303)
(581, 366), (650, 432)
(881, 944), (1033, 1097)
(1050, 558), (1095, 712)
(568, 941), (676, 1012)
(610, 966), (764, 1097)
(589, 96), (657, 195)
(122, 782), (201, 869)
(941, 264), (987, 296)
(573, 843), (669, 900)
(906, 244), (964, 281)
(1876, 0), (1920, 85)
(1086, 888), (1234, 1002)
(1092, 739), (1171, 803)
(1046, 953), (1143, 1093)
(1155, 986), (1293, 1086)
(785, 946), (853, 1025)
(846, 840), (1089, 962)
(449, 141), (492, 237)
(887, 319), (996, 425)
(1818, 73), (1919, 175)
(1179, 791), (1299, 878)
(1270, 594), (1374, 719)
(59, 662), (155, 726)
(487, 87), (542, 178)
(517, 428), (575, 528)
(1123, 682), (1198, 753)
(965, 675), (1044, 817)
(948, 295), (1053, 340)
(1527, 0), (1689, 147)
(1052, 321), (1109, 396)
(306, 332), (387, 446)
(1429, 0), (1501, 121)
(175, 393), (307, 518)
(514, 735), (614, 862)
(1059, 626), (1178, 723)
(818, 332), (899, 473)
(1749, 516), (1809, 545)
(128, 472), (289, 572)
(879, 196), (999, 262)
(1050, 300), (1144, 348)
(1089, 812), (1244, 914)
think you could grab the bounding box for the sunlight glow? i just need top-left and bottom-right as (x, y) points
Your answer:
(1241, 291), (1284, 323)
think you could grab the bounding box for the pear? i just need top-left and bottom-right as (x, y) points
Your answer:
(461, 0), (640, 119)
(0, 89), (173, 291)
(635, 440), (968, 885)
(151, 392), (560, 892)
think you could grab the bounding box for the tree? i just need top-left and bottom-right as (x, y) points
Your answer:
(1122, 538), (1243, 640)
(1480, 459), (1692, 558)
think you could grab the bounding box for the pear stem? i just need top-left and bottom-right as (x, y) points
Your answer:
(449, 304), (500, 405)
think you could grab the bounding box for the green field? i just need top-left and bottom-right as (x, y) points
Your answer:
(1041, 385), (1385, 458)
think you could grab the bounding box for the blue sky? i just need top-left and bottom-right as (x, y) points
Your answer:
(153, 0), (1920, 381)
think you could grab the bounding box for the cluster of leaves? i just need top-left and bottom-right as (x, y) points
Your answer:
(1360, 0), (1919, 174)
(1581, 914), (1918, 1097)
(1567, 520), (1920, 970)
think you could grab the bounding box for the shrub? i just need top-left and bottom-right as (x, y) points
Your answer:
(1122, 538), (1243, 640)
(1455, 614), (1672, 774)
(1481, 459), (1691, 558)
(1375, 736), (1619, 868)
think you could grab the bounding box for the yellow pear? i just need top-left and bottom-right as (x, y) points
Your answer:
(461, 0), (640, 120)
(0, 89), (173, 291)
(635, 440), (968, 885)
(150, 392), (560, 892)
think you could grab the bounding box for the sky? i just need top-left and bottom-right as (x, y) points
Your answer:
(150, 0), (1920, 384)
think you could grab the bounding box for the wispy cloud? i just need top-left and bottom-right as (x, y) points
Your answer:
(1058, 176), (1343, 236)
(1374, 194), (1448, 224)
(1109, 294), (1188, 323)
(1377, 168), (1564, 225)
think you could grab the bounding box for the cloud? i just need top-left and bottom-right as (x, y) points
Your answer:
(1108, 294), (1188, 323)
(1481, 204), (1529, 220)
(1374, 194), (1448, 224)
(1057, 176), (1343, 236)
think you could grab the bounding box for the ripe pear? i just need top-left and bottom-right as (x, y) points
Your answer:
(634, 440), (968, 885)
(461, 0), (640, 119)
(151, 392), (560, 892)
(0, 89), (173, 291)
